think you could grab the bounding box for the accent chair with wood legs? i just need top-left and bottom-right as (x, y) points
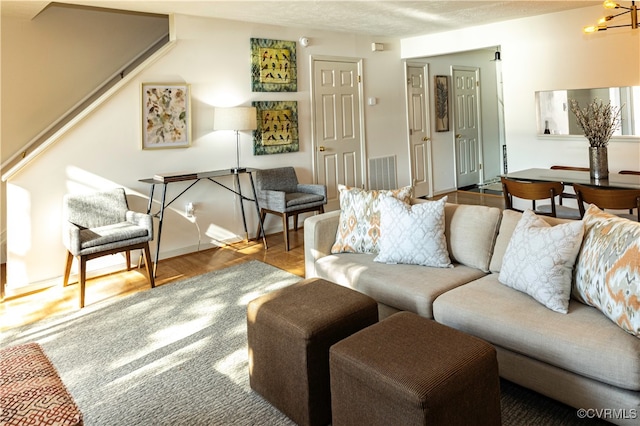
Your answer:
(62, 188), (155, 308)
(255, 167), (327, 251)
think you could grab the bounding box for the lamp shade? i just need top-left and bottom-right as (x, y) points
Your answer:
(214, 106), (257, 131)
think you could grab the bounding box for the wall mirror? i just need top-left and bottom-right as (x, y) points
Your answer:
(536, 86), (640, 137)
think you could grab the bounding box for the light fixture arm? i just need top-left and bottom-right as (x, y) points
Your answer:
(583, 0), (638, 32)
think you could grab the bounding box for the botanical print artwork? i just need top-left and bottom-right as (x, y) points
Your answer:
(142, 83), (191, 149)
(251, 38), (297, 92)
(253, 101), (299, 155)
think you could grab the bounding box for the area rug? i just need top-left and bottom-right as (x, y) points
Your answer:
(1, 260), (606, 425)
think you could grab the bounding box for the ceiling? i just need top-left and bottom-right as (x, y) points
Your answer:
(3, 1), (600, 38)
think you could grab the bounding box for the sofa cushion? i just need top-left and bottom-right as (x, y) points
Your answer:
(433, 274), (640, 391)
(331, 185), (413, 254)
(498, 210), (584, 313)
(315, 253), (486, 318)
(489, 209), (574, 273)
(374, 196), (451, 268)
(442, 203), (502, 273)
(574, 204), (640, 338)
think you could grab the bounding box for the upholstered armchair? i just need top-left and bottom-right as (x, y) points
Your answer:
(62, 188), (155, 308)
(255, 167), (327, 251)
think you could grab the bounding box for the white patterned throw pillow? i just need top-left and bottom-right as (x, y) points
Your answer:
(374, 196), (451, 268)
(331, 185), (413, 254)
(574, 204), (640, 337)
(499, 209), (584, 314)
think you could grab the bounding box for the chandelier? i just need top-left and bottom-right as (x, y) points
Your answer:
(583, 0), (638, 33)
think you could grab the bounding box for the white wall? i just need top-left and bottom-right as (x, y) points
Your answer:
(402, 6), (640, 176)
(1, 4), (169, 265)
(4, 13), (405, 287)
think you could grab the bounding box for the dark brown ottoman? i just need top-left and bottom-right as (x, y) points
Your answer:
(247, 278), (378, 426)
(330, 312), (501, 426)
(0, 342), (83, 426)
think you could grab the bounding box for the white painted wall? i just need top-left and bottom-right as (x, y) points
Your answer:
(402, 6), (640, 177)
(1, 4), (169, 266)
(4, 13), (404, 288)
(5, 5), (640, 289)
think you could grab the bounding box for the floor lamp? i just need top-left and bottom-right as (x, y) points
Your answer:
(214, 106), (257, 174)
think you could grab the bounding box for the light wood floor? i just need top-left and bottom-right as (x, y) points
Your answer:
(0, 190), (503, 331)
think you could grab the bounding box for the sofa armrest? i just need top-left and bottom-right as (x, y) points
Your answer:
(304, 210), (341, 278)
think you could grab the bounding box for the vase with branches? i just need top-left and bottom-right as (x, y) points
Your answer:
(569, 98), (623, 179)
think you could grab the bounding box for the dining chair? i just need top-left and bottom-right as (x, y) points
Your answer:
(62, 188), (155, 308)
(255, 167), (327, 251)
(573, 183), (640, 222)
(550, 165), (589, 206)
(501, 177), (581, 219)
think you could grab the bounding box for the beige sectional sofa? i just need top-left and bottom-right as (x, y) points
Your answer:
(304, 200), (640, 425)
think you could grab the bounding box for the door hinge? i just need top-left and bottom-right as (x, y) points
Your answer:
(358, 75), (362, 83)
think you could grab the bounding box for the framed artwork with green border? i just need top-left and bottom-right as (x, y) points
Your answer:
(251, 38), (297, 92)
(253, 101), (299, 155)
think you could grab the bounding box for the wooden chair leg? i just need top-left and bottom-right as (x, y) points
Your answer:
(143, 243), (155, 288)
(282, 213), (290, 251)
(63, 252), (74, 286)
(79, 256), (87, 308)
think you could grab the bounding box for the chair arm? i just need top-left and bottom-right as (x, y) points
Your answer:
(297, 184), (327, 201)
(63, 222), (82, 254)
(126, 211), (154, 239)
(304, 210), (340, 278)
(258, 190), (286, 210)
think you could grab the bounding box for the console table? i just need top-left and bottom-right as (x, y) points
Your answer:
(140, 168), (266, 276)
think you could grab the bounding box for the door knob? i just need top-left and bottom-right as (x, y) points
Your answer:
(456, 134), (462, 138)
(319, 146), (326, 152)
(422, 137), (430, 141)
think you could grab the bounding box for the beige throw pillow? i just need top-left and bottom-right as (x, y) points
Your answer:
(499, 209), (584, 314)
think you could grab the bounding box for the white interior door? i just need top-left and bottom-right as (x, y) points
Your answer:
(453, 67), (482, 188)
(312, 57), (364, 211)
(406, 64), (432, 198)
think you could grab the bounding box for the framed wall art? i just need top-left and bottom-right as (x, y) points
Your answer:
(250, 38), (297, 92)
(142, 83), (191, 149)
(434, 75), (449, 132)
(252, 101), (299, 155)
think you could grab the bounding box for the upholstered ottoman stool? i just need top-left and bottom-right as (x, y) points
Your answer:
(247, 278), (378, 426)
(330, 311), (501, 426)
(0, 342), (83, 426)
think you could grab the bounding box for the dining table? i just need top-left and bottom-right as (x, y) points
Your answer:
(502, 168), (640, 190)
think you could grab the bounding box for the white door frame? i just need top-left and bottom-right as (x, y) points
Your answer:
(310, 55), (366, 188)
(404, 60), (433, 198)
